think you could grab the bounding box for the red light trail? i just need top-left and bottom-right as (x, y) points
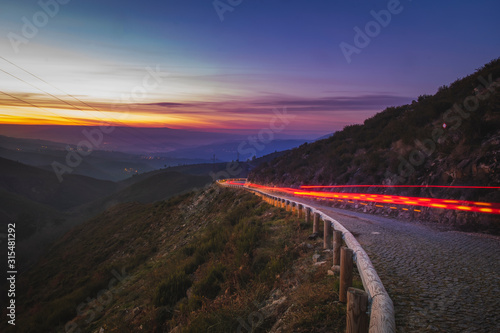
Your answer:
(292, 190), (500, 214)
(222, 181), (500, 215)
(300, 185), (500, 189)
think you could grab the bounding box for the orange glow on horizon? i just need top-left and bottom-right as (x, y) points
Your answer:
(0, 103), (217, 129)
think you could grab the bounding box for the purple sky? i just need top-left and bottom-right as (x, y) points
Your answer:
(0, 0), (499, 140)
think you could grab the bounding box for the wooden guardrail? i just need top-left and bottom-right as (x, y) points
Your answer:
(217, 179), (396, 333)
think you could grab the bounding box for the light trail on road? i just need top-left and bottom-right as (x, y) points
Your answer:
(292, 190), (500, 214)
(221, 180), (500, 215)
(300, 185), (500, 189)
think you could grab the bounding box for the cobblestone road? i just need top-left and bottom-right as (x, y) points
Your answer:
(315, 205), (500, 333)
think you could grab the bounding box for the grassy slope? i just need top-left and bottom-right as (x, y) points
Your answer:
(3, 186), (362, 333)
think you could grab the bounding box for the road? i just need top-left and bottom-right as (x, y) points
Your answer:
(249, 186), (500, 333)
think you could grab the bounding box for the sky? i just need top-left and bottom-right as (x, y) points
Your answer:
(0, 0), (499, 139)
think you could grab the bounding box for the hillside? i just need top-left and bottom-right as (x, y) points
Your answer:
(250, 58), (500, 233)
(0, 189), (65, 241)
(0, 157), (230, 274)
(0, 157), (118, 211)
(1, 186), (362, 332)
(0, 157), (120, 250)
(77, 171), (213, 217)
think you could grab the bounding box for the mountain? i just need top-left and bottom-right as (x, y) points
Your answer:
(81, 151), (290, 216)
(2, 185), (358, 332)
(163, 139), (309, 161)
(0, 156), (242, 274)
(0, 126), (244, 153)
(0, 188), (64, 241)
(0, 134), (306, 181)
(250, 58), (500, 233)
(76, 170), (213, 218)
(314, 132), (335, 141)
(0, 136), (210, 181)
(0, 157), (118, 211)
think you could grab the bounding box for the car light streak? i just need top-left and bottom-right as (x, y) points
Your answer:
(236, 182), (500, 215)
(300, 185), (500, 189)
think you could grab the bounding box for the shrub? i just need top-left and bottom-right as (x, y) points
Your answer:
(234, 218), (262, 263)
(192, 263), (226, 299)
(154, 270), (192, 307)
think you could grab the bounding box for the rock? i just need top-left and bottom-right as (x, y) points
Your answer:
(312, 254), (321, 263)
(271, 288), (283, 300)
(132, 307), (142, 317)
(300, 242), (313, 249)
(308, 233), (319, 240)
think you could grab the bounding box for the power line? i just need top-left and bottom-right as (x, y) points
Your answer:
(0, 57), (163, 147)
(1, 56), (142, 124)
(0, 90), (89, 126)
(0, 68), (146, 147)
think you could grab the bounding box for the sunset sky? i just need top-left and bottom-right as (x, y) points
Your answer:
(1, 0), (499, 139)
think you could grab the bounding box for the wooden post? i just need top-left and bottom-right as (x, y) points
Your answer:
(333, 230), (342, 266)
(339, 247), (353, 303)
(291, 202), (296, 214)
(286, 200), (291, 212)
(313, 212), (320, 234)
(323, 220), (331, 249)
(297, 204), (302, 218)
(305, 207), (311, 224)
(346, 288), (369, 333)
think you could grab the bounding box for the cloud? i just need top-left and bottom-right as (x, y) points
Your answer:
(139, 93), (412, 115)
(0, 90), (412, 135)
(1, 91), (412, 116)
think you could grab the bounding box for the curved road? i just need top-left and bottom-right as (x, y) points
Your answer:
(257, 189), (500, 333)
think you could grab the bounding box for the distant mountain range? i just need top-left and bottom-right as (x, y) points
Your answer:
(0, 125), (313, 155)
(0, 125), (239, 153)
(0, 132), (309, 181)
